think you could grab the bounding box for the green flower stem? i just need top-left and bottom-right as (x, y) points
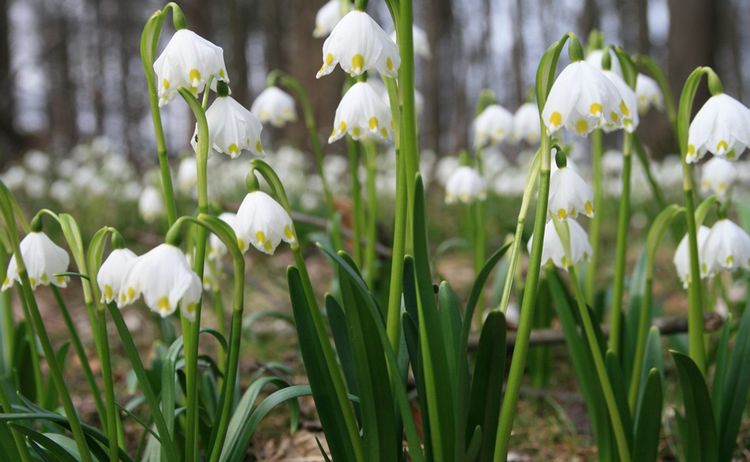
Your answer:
(494, 133), (551, 461)
(675, 66), (720, 374)
(141, 10), (178, 227)
(109, 304), (178, 462)
(363, 141), (379, 287)
(607, 132), (634, 354)
(268, 71), (343, 251)
(211, 286), (227, 370)
(347, 138), (364, 266)
(633, 135), (666, 209)
(585, 128), (603, 304)
(0, 376), (31, 462)
(0, 275), (13, 374)
(178, 87), (211, 462)
(96, 308), (120, 462)
(496, 147), (541, 315)
(569, 266), (632, 462)
(14, 287), (43, 402)
(50, 286), (107, 429)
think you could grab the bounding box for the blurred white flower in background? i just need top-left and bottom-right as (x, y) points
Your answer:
(700, 219), (750, 278)
(49, 180), (74, 203)
(513, 102), (540, 145)
(329, 81), (392, 143)
(687, 93), (750, 163)
(177, 157), (198, 194)
(701, 156), (737, 200)
(3, 232), (70, 290)
(435, 156), (460, 187)
(635, 74), (663, 114)
(23, 150), (50, 173)
(317, 11), (400, 79)
(391, 25), (431, 59)
(139, 185), (164, 223)
(251, 86), (297, 127)
(445, 166), (486, 204)
(153, 29), (228, 106)
(473, 104), (514, 149)
(24, 174), (46, 199)
(1, 165), (26, 190)
(313, 0), (345, 38)
(673, 226), (709, 288)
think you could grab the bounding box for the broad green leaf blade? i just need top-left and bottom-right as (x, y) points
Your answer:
(11, 425), (79, 462)
(466, 310), (506, 460)
(605, 351), (634, 450)
(632, 369), (663, 462)
(324, 296), (358, 408)
(671, 350), (718, 462)
(287, 267), (360, 462)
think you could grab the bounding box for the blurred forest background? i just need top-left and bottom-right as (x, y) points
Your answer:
(0, 0), (746, 169)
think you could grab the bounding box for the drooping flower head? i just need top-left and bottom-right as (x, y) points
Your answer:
(97, 248), (138, 304)
(530, 219), (592, 271)
(3, 232), (70, 290)
(548, 166), (594, 220)
(699, 219), (750, 278)
(473, 104), (514, 149)
(601, 70), (639, 132)
(317, 11), (400, 79)
(700, 156), (738, 200)
(673, 226), (709, 288)
(251, 86), (297, 128)
(513, 102), (541, 145)
(329, 81), (392, 143)
(235, 191), (296, 255)
(635, 73), (663, 114)
(686, 93), (750, 163)
(542, 60), (624, 136)
(585, 48), (622, 76)
(153, 29), (228, 106)
(313, 0), (345, 38)
(445, 166), (486, 204)
(118, 244), (202, 319)
(197, 94), (264, 158)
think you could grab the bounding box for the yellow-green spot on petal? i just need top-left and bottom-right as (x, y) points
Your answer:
(619, 100), (630, 116)
(585, 201), (594, 215)
(589, 103), (603, 115)
(284, 225), (295, 241)
(104, 284), (113, 301)
(127, 287), (135, 300)
(186, 303), (197, 314)
(219, 69), (226, 78)
(386, 57), (394, 71)
(228, 143), (239, 155)
(549, 111), (562, 127)
(352, 127), (360, 137)
(687, 144), (695, 154)
(256, 231), (266, 245)
(157, 296), (170, 314)
(162, 79), (170, 89)
(325, 53), (334, 65)
(575, 119), (588, 134)
(29, 277), (35, 287)
(55, 275), (65, 284)
(40, 273), (48, 283)
(263, 240), (273, 252)
(727, 150), (737, 160)
(339, 121), (347, 133)
(726, 255), (734, 266)
(717, 140), (728, 152)
(256, 140), (263, 153)
(380, 128), (388, 138)
(3, 276), (9, 286)
(557, 208), (567, 219)
(352, 53), (365, 72)
(188, 68), (201, 84)
(610, 112), (619, 123)
(237, 238), (246, 251)
(368, 117), (379, 130)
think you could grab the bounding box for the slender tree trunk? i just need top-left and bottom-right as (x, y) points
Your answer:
(0, 0), (21, 166)
(227, 0), (249, 105)
(511, 0), (526, 107)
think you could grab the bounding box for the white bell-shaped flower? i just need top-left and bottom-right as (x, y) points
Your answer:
(542, 61), (624, 136)
(176, 157), (198, 194)
(198, 95), (264, 158)
(445, 166), (486, 204)
(251, 87), (297, 128)
(686, 93), (750, 163)
(3, 232), (70, 291)
(585, 49), (622, 76)
(701, 157), (738, 200)
(329, 81), (392, 143)
(700, 219), (750, 277)
(473, 104), (514, 149)
(118, 244), (202, 319)
(153, 29), (228, 106)
(602, 70), (639, 132)
(390, 25), (431, 59)
(316, 11), (400, 79)
(208, 212), (237, 260)
(513, 102), (540, 145)
(530, 219), (592, 271)
(635, 74), (663, 114)
(548, 166), (594, 220)
(313, 0), (345, 38)
(97, 248), (138, 304)
(673, 226), (709, 288)
(235, 191), (296, 255)
(139, 185), (164, 223)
